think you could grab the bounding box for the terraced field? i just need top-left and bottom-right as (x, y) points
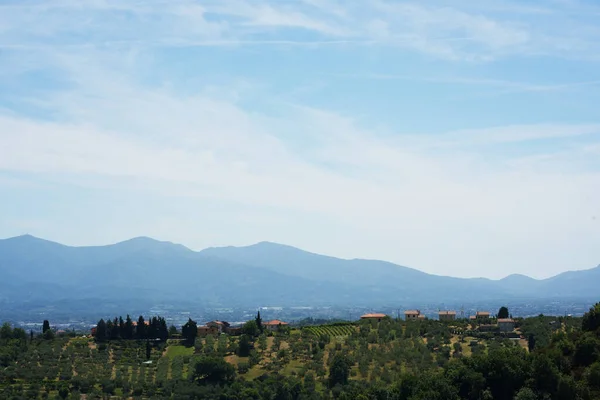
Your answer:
(302, 324), (356, 337)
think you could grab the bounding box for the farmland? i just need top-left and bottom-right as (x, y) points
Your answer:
(1, 310), (597, 399)
(301, 323), (356, 338)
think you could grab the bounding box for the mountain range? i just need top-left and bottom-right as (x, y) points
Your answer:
(0, 235), (598, 310)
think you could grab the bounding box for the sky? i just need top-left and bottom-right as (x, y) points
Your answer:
(1, 0), (599, 280)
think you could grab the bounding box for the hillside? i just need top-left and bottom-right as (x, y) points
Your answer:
(0, 235), (599, 312)
(0, 310), (597, 399)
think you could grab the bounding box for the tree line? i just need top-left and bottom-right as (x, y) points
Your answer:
(94, 315), (169, 342)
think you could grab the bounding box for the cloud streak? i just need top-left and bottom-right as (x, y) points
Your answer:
(1, 63), (599, 278)
(1, 0), (600, 280)
(1, 0), (600, 60)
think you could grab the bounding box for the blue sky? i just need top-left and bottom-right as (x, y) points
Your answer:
(1, 0), (599, 279)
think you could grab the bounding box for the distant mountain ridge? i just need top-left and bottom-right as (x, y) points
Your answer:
(0, 235), (598, 310)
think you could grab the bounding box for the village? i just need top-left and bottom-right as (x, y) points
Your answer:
(187, 308), (518, 338)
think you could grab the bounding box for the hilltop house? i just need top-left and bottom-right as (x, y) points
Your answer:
(264, 320), (288, 332)
(498, 318), (515, 332)
(475, 311), (491, 320)
(196, 320), (232, 336)
(438, 311), (457, 321)
(206, 321), (231, 334)
(360, 313), (387, 323)
(197, 325), (219, 337)
(228, 326), (242, 336)
(404, 310), (425, 321)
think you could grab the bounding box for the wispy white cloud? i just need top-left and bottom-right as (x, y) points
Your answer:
(1, 56), (599, 278)
(1, 0), (599, 60)
(1, 0), (600, 280)
(331, 73), (600, 96)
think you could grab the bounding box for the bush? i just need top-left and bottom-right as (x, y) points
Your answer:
(238, 362), (250, 374)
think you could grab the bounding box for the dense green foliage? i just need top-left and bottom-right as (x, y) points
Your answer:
(94, 315), (168, 342)
(182, 318), (198, 344)
(2, 302), (600, 399)
(498, 306), (509, 319)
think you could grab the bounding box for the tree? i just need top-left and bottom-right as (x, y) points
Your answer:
(106, 319), (114, 339)
(136, 316), (146, 339)
(43, 329), (55, 340)
(217, 335), (228, 355)
(205, 334), (215, 355)
(258, 334), (268, 352)
(0, 323), (11, 339)
(304, 372), (316, 393)
(57, 385), (70, 399)
(586, 362), (600, 390)
(42, 320), (50, 334)
(556, 375), (577, 400)
(328, 353), (352, 387)
(238, 334), (251, 357)
(528, 334), (536, 352)
(582, 302), (600, 333)
(532, 353), (559, 396)
(95, 319), (108, 343)
(498, 307), (509, 319)
(182, 318), (198, 345)
(147, 317), (158, 339)
(484, 346), (529, 400)
(255, 311), (263, 334)
(242, 320), (259, 337)
(190, 356), (236, 385)
(574, 333), (600, 367)
(514, 387), (537, 400)
(169, 325), (178, 336)
(146, 341), (151, 360)
(110, 317), (120, 340)
(158, 317), (169, 341)
(124, 315), (134, 339)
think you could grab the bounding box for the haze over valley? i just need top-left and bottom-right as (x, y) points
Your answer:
(1, 234), (598, 324)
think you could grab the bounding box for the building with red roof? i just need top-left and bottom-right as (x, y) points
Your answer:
(263, 320), (288, 332)
(360, 313), (387, 322)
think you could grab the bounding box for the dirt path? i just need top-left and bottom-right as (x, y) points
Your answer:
(109, 349), (117, 379)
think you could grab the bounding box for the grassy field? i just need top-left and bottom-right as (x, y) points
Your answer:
(164, 344), (194, 358)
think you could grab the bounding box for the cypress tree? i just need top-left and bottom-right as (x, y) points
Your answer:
(255, 311), (263, 334)
(124, 315), (134, 339)
(95, 319), (108, 342)
(136, 316), (146, 339)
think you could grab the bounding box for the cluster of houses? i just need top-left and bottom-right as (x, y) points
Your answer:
(91, 310), (518, 338)
(196, 319), (289, 337)
(360, 310), (516, 332)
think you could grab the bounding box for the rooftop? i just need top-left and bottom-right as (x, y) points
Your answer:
(361, 313), (387, 319)
(207, 320), (230, 326)
(404, 310), (420, 315)
(438, 311), (456, 315)
(264, 320), (288, 326)
(498, 318), (515, 323)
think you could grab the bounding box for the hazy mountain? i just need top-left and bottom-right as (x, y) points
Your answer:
(200, 241), (430, 288)
(0, 235), (598, 312)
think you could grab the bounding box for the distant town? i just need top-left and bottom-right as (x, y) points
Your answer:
(7, 298), (589, 336)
